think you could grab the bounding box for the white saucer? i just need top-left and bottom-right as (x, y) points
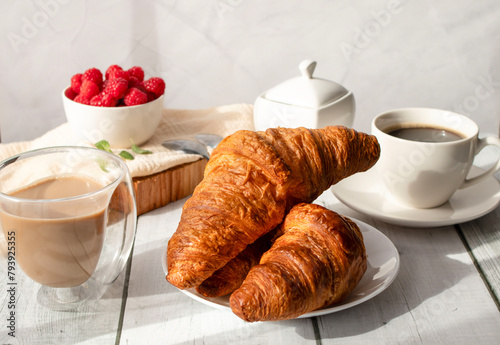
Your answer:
(331, 166), (500, 228)
(162, 218), (400, 319)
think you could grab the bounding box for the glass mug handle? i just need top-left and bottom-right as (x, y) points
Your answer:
(461, 136), (500, 188)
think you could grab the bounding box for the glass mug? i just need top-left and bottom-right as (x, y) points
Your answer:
(0, 146), (137, 310)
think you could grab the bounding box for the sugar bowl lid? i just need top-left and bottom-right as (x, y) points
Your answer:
(263, 60), (349, 108)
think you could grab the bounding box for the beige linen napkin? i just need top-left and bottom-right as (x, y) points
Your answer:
(0, 104), (254, 178)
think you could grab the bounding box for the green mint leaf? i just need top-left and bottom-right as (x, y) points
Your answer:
(95, 140), (112, 153)
(96, 158), (110, 173)
(130, 139), (153, 155)
(131, 143), (153, 155)
(119, 150), (134, 160)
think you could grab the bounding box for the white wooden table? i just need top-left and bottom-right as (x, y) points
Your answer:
(1, 159), (500, 345)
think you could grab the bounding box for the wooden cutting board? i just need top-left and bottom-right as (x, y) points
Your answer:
(132, 158), (207, 215)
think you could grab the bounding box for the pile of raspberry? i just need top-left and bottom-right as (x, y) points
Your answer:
(66, 65), (165, 107)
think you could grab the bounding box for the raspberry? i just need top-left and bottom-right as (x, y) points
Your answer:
(65, 88), (77, 100)
(89, 94), (103, 106)
(128, 76), (142, 89)
(109, 69), (130, 81)
(74, 95), (90, 105)
(79, 80), (100, 100)
(143, 77), (165, 99)
(101, 93), (118, 107)
(127, 66), (144, 81)
(128, 77), (148, 96)
(103, 78), (128, 99)
(146, 92), (156, 102)
(123, 88), (147, 106)
(90, 93), (117, 107)
(70, 73), (82, 93)
(105, 65), (122, 80)
(69, 65), (164, 107)
(82, 68), (103, 89)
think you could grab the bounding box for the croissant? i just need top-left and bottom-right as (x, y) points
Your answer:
(230, 203), (367, 322)
(196, 229), (277, 297)
(166, 126), (379, 290)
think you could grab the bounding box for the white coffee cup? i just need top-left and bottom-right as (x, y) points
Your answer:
(371, 108), (500, 208)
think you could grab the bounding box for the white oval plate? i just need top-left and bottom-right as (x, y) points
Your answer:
(331, 166), (500, 228)
(162, 218), (400, 319)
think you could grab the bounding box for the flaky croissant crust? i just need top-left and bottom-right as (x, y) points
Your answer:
(196, 229), (277, 297)
(166, 126), (379, 290)
(167, 130), (290, 289)
(229, 203), (367, 322)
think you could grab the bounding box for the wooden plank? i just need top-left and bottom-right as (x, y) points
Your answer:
(315, 191), (500, 344)
(0, 262), (126, 344)
(457, 162), (500, 305)
(457, 205), (500, 305)
(118, 198), (319, 345)
(0, 159), (207, 344)
(119, 190), (500, 344)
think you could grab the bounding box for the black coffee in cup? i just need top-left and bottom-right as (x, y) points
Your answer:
(387, 126), (465, 143)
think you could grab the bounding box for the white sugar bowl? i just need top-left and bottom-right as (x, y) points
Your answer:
(253, 60), (355, 131)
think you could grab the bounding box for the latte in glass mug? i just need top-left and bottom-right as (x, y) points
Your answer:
(1, 175), (107, 288)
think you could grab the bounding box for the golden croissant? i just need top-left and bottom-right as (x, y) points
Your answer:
(166, 126), (379, 290)
(230, 203), (367, 322)
(196, 229), (277, 297)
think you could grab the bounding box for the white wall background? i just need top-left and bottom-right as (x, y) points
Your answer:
(1, 0), (500, 143)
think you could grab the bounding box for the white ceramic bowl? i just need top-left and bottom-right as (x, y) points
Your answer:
(62, 88), (163, 148)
